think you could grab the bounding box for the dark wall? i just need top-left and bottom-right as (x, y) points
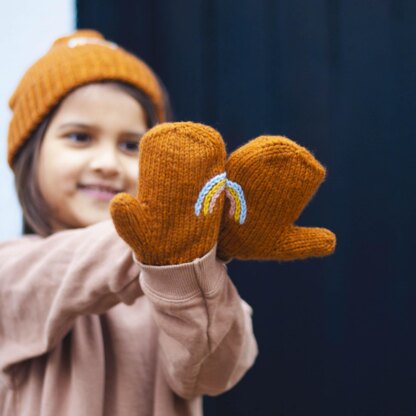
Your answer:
(77, 1), (416, 415)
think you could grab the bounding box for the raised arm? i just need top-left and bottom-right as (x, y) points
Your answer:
(138, 247), (257, 399)
(109, 122), (258, 399)
(0, 220), (141, 384)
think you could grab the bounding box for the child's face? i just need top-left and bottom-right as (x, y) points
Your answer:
(37, 83), (147, 231)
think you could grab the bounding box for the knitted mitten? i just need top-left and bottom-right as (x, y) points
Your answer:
(110, 122), (226, 265)
(217, 136), (336, 261)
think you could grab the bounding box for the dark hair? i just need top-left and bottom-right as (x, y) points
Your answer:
(13, 80), (172, 237)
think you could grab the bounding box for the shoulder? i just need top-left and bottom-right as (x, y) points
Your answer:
(0, 220), (133, 269)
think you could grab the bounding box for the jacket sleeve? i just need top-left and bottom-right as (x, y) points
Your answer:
(0, 221), (141, 386)
(138, 246), (258, 399)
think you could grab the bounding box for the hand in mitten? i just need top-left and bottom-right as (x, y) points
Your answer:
(110, 122), (226, 265)
(217, 136), (336, 261)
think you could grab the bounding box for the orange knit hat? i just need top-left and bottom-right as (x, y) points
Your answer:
(7, 29), (166, 167)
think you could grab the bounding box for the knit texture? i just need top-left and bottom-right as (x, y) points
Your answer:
(110, 122), (226, 265)
(7, 29), (165, 167)
(217, 136), (336, 261)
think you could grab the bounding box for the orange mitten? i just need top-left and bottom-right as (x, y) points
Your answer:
(217, 136), (336, 261)
(110, 122), (226, 265)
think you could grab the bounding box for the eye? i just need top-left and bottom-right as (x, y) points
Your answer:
(65, 132), (91, 143)
(120, 140), (139, 154)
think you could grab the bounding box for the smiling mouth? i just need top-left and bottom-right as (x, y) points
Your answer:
(78, 184), (122, 201)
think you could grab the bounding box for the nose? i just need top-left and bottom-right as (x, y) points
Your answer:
(89, 144), (121, 177)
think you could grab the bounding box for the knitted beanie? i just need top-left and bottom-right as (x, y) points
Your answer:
(7, 29), (165, 167)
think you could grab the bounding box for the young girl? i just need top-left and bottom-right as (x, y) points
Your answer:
(0, 28), (335, 416)
(0, 30), (258, 415)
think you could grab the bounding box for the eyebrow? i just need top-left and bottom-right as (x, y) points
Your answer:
(58, 122), (146, 137)
(58, 122), (92, 130)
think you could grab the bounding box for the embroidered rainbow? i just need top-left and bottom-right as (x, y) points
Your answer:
(194, 173), (247, 224)
(195, 173), (227, 217)
(225, 179), (247, 224)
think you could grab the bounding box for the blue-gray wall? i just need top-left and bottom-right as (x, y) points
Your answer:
(77, 1), (416, 414)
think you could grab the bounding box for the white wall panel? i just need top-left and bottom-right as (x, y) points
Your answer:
(0, 0), (74, 239)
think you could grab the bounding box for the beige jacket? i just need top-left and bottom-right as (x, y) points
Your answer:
(0, 221), (257, 416)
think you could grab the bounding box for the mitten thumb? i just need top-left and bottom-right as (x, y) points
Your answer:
(110, 193), (151, 261)
(275, 225), (336, 260)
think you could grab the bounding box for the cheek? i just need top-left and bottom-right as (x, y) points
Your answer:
(37, 167), (62, 214)
(38, 156), (80, 195)
(38, 159), (58, 196)
(124, 159), (139, 194)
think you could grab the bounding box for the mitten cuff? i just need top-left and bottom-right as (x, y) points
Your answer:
(136, 245), (227, 301)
